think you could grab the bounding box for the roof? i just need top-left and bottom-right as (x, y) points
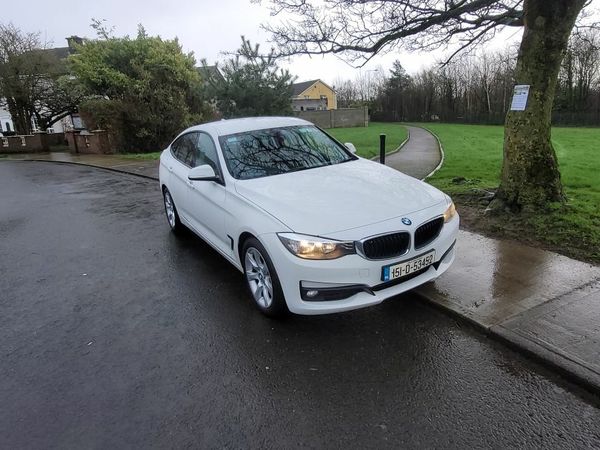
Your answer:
(291, 79), (336, 97)
(185, 116), (312, 137)
(23, 47), (71, 75)
(27, 46), (70, 61)
(291, 79), (319, 96)
(197, 65), (224, 82)
(45, 47), (71, 60)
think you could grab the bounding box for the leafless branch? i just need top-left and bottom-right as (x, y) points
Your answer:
(261, 0), (525, 66)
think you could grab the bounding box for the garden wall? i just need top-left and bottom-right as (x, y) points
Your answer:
(0, 133), (66, 153)
(295, 106), (368, 128)
(65, 131), (115, 154)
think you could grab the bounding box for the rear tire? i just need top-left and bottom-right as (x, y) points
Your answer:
(242, 237), (288, 317)
(163, 188), (184, 234)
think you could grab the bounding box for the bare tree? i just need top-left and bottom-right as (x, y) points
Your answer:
(0, 23), (45, 134)
(333, 77), (358, 108)
(558, 29), (600, 112)
(0, 22), (82, 134)
(261, 0), (591, 211)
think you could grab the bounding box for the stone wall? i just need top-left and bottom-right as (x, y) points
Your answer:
(295, 106), (368, 129)
(0, 133), (67, 153)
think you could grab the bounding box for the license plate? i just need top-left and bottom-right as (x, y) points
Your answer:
(381, 251), (436, 282)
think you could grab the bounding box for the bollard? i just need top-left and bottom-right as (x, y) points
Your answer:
(379, 134), (386, 165)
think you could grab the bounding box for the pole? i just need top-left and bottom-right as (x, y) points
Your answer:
(379, 134), (386, 164)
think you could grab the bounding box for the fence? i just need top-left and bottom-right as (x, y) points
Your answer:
(371, 110), (600, 127)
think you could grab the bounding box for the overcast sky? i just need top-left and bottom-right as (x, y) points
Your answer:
(6, 0), (524, 86)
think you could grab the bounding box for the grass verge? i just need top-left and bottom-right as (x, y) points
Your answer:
(420, 123), (600, 264)
(328, 122), (408, 159)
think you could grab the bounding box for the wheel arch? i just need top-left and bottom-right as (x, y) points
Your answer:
(238, 231), (257, 264)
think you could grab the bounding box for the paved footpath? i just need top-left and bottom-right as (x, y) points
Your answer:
(384, 125), (441, 179)
(3, 128), (600, 393)
(384, 124), (600, 394)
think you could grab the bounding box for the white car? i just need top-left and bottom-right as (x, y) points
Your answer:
(159, 117), (458, 316)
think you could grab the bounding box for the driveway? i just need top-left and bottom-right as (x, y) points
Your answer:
(1, 161), (599, 448)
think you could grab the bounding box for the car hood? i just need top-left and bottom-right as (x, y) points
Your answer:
(234, 158), (446, 235)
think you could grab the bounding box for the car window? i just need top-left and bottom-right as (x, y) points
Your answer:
(171, 133), (197, 167)
(219, 125), (354, 180)
(195, 132), (221, 176)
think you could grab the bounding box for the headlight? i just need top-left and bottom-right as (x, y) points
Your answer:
(277, 233), (355, 260)
(443, 201), (457, 223)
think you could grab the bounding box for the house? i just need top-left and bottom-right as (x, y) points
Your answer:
(0, 36), (83, 136)
(0, 108), (14, 135)
(291, 79), (337, 111)
(197, 65), (224, 85)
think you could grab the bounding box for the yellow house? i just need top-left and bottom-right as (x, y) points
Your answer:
(291, 79), (338, 111)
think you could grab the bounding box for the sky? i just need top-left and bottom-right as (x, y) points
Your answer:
(4, 0), (526, 86)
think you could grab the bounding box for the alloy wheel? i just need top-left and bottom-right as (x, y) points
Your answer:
(245, 247), (274, 309)
(164, 191), (176, 229)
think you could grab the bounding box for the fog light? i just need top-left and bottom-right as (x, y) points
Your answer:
(306, 290), (319, 298)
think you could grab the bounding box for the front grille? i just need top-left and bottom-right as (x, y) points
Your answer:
(414, 217), (444, 249)
(361, 232), (410, 260)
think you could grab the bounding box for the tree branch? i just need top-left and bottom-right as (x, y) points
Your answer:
(261, 0), (525, 65)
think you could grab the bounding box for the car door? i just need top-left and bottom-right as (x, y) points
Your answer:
(167, 132), (198, 223)
(186, 132), (231, 256)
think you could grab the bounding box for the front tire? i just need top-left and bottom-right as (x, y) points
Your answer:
(163, 188), (184, 234)
(242, 238), (288, 317)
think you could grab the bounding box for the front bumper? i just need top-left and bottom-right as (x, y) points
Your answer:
(260, 213), (459, 315)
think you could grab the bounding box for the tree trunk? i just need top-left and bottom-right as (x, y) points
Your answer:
(6, 99), (32, 135)
(496, 0), (585, 211)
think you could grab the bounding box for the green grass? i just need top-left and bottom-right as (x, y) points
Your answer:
(420, 123), (600, 263)
(419, 123), (504, 192)
(328, 122), (408, 159)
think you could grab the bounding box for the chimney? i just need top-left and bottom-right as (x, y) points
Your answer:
(66, 36), (84, 53)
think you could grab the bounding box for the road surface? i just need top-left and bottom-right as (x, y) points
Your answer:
(1, 161), (599, 449)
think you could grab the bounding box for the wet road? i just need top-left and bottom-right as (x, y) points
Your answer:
(1, 161), (600, 449)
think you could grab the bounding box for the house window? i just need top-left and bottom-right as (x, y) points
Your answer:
(6, 122), (11, 132)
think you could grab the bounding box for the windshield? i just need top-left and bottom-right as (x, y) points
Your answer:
(219, 125), (355, 180)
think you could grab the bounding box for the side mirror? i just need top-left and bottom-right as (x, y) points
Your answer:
(188, 164), (218, 181)
(345, 142), (357, 154)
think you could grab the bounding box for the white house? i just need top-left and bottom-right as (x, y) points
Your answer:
(0, 37), (81, 136)
(0, 106), (15, 135)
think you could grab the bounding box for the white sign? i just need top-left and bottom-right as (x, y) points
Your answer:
(510, 85), (530, 111)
